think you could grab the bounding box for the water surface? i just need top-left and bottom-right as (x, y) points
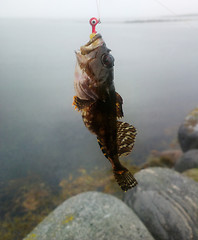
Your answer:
(0, 18), (198, 183)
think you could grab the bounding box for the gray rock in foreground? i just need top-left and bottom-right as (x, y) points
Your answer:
(175, 149), (198, 172)
(178, 107), (198, 152)
(124, 167), (198, 240)
(24, 191), (154, 240)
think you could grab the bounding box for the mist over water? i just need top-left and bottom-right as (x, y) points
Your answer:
(0, 18), (198, 184)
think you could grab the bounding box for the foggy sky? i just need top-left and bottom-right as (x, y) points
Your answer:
(0, 0), (198, 19)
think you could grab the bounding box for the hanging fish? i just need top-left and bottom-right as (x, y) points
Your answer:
(73, 20), (137, 191)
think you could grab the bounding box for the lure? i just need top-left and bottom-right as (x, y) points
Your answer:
(89, 17), (100, 39)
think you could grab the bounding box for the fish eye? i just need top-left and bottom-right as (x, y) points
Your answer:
(101, 53), (114, 68)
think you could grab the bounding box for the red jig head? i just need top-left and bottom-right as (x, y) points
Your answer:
(89, 17), (100, 39)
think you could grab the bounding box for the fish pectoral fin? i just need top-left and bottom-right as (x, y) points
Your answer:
(117, 121), (137, 157)
(73, 96), (94, 111)
(116, 92), (124, 119)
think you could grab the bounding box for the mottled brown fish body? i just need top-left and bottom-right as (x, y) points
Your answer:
(73, 34), (137, 191)
(82, 91), (120, 167)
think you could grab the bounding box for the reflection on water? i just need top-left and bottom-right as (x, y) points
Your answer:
(0, 18), (198, 238)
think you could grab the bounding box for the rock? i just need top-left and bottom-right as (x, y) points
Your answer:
(174, 149), (198, 172)
(178, 107), (198, 152)
(155, 150), (183, 163)
(124, 167), (198, 240)
(24, 191), (154, 240)
(142, 149), (182, 168)
(182, 168), (198, 182)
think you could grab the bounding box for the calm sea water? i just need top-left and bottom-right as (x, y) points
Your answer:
(0, 18), (198, 184)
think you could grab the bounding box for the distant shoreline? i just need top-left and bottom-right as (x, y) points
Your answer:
(0, 13), (198, 24)
(125, 17), (198, 24)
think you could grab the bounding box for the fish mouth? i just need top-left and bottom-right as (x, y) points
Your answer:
(80, 34), (104, 55)
(75, 34), (104, 65)
(84, 34), (102, 47)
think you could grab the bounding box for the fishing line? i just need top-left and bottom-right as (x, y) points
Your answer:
(153, 0), (177, 16)
(152, 0), (198, 29)
(96, 0), (101, 21)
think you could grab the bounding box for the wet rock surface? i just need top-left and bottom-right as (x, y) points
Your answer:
(24, 191), (154, 240)
(178, 107), (198, 152)
(124, 167), (198, 240)
(174, 149), (198, 172)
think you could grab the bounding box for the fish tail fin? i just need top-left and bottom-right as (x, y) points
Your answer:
(113, 168), (137, 191)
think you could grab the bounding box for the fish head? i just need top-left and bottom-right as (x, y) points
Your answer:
(74, 34), (115, 100)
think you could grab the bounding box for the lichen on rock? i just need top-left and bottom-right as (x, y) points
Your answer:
(23, 192), (154, 240)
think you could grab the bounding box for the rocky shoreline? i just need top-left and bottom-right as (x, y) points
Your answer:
(24, 107), (198, 240)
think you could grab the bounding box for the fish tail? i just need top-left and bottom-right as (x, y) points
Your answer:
(113, 168), (137, 191)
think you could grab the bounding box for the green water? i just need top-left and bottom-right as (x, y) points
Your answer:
(0, 18), (198, 184)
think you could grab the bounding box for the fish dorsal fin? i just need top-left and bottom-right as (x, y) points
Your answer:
(116, 92), (124, 119)
(97, 121), (137, 159)
(117, 121), (137, 157)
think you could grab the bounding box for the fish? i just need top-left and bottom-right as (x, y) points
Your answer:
(73, 33), (137, 191)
